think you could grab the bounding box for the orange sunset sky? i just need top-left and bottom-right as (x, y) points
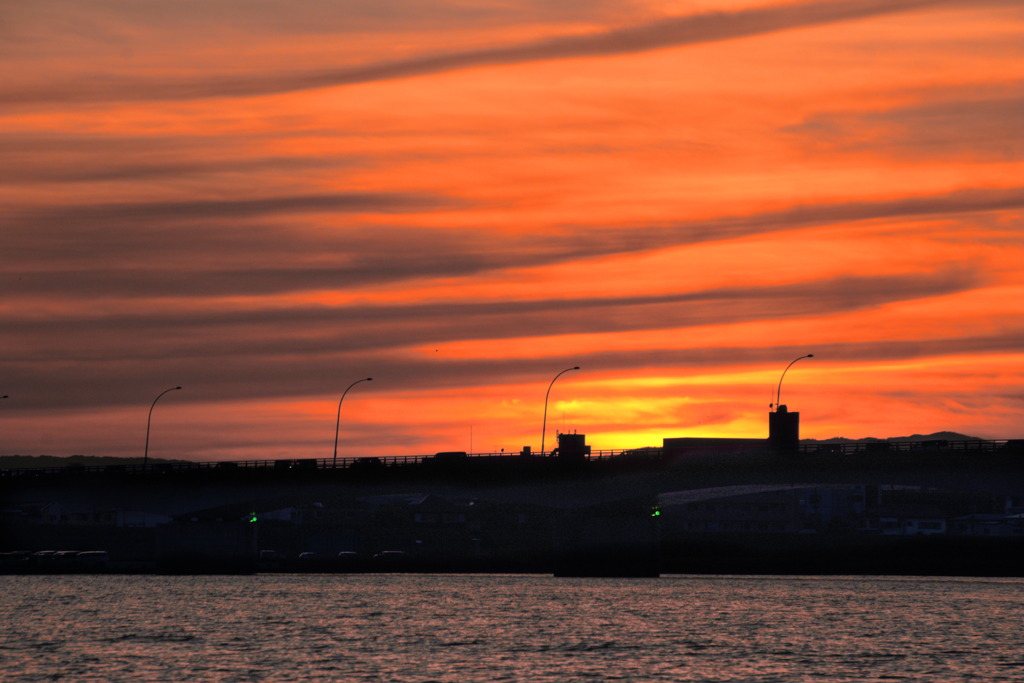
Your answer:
(2, 0), (1022, 461)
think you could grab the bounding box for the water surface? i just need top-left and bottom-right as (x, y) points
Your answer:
(2, 574), (1022, 681)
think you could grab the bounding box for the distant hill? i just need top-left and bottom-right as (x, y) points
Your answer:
(0, 455), (186, 469)
(802, 432), (982, 444)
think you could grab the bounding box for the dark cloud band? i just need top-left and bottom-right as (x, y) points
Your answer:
(4, 186), (1019, 299)
(1, 0), (943, 106)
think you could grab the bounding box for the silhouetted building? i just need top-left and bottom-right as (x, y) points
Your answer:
(867, 505), (948, 535)
(659, 486), (867, 536)
(663, 404), (803, 457)
(554, 432), (590, 462)
(950, 514), (1024, 537)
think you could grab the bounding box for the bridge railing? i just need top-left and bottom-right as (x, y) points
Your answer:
(0, 447), (651, 478)
(1, 440), (1016, 479)
(797, 439), (1011, 455)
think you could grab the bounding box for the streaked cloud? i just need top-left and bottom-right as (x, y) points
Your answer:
(7, 192), (452, 228)
(3, 268), (983, 351)
(787, 89), (1024, 161)
(4, 186), (1019, 299)
(2, 0), (951, 106)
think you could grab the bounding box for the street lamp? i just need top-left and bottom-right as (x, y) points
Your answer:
(144, 386), (181, 468)
(541, 366), (580, 456)
(333, 377), (372, 467)
(774, 355), (813, 412)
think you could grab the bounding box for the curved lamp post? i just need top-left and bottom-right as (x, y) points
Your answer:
(144, 386), (181, 468)
(774, 354), (813, 412)
(333, 377), (372, 467)
(541, 366), (580, 456)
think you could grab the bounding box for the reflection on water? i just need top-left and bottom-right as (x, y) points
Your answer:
(2, 574), (1023, 682)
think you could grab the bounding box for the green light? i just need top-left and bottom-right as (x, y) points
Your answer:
(651, 508), (661, 517)
(249, 513), (258, 523)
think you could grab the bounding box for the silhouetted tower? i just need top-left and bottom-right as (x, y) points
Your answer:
(769, 405), (800, 453)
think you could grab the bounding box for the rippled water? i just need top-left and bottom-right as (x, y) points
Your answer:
(2, 574), (1022, 682)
